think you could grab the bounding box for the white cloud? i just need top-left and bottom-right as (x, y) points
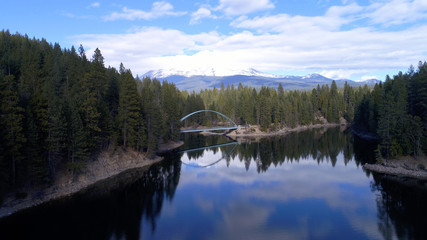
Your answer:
(367, 0), (427, 26)
(216, 0), (274, 16)
(87, 2), (100, 8)
(73, 1), (427, 80)
(176, 150), (384, 240)
(231, 1), (427, 32)
(231, 3), (364, 33)
(104, 1), (186, 21)
(73, 23), (427, 79)
(190, 7), (218, 25)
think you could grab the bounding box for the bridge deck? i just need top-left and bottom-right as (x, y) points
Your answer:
(180, 126), (238, 133)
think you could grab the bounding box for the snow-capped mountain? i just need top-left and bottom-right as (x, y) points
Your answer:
(143, 68), (379, 91)
(144, 67), (280, 78)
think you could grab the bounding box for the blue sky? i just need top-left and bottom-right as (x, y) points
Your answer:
(2, 0), (427, 80)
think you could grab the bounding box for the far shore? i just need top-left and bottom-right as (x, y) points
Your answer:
(227, 123), (347, 137)
(197, 122), (349, 138)
(0, 141), (183, 219)
(203, 123), (427, 182)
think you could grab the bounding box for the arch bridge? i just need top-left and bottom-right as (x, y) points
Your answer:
(180, 110), (238, 133)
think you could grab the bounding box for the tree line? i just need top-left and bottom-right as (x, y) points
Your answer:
(353, 62), (427, 158)
(182, 67), (426, 160)
(182, 80), (370, 131)
(0, 31), (183, 193)
(1, 31), (425, 195)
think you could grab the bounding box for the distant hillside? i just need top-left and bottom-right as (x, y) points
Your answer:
(144, 69), (379, 91)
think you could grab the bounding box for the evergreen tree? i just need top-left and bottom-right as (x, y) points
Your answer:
(118, 69), (142, 149)
(0, 75), (26, 184)
(68, 102), (88, 173)
(46, 100), (67, 177)
(79, 72), (101, 149)
(161, 81), (181, 141)
(26, 90), (49, 182)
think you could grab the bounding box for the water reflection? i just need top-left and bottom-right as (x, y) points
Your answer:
(0, 157), (181, 240)
(371, 173), (427, 240)
(1, 127), (427, 240)
(181, 127), (371, 172)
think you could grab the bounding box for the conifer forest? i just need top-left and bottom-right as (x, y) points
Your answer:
(0, 31), (426, 195)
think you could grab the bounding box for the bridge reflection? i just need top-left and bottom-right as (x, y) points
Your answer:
(179, 141), (239, 168)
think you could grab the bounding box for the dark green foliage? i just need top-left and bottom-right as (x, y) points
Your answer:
(2, 30), (423, 192)
(118, 68), (142, 149)
(0, 74), (26, 184)
(257, 87), (272, 130)
(0, 31), (183, 191)
(161, 81), (182, 141)
(353, 63), (427, 157)
(79, 72), (101, 149)
(140, 78), (162, 156)
(67, 102), (88, 166)
(194, 80), (362, 130)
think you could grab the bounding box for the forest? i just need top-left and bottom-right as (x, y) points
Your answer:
(353, 62), (427, 158)
(0, 31), (183, 193)
(0, 31), (426, 195)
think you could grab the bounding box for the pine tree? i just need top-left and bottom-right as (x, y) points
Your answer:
(118, 69), (142, 149)
(91, 48), (107, 100)
(46, 100), (67, 177)
(161, 81), (181, 141)
(79, 72), (101, 149)
(26, 90), (49, 182)
(25, 104), (48, 183)
(0, 75), (26, 184)
(67, 102), (88, 174)
(328, 80), (339, 123)
(257, 87), (271, 130)
(140, 77), (162, 156)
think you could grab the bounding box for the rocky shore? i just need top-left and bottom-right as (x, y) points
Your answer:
(227, 123), (347, 138)
(0, 141), (183, 218)
(363, 156), (427, 180)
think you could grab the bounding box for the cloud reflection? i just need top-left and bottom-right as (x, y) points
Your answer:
(177, 148), (383, 239)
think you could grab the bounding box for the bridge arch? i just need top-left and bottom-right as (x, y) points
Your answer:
(180, 110), (238, 133)
(180, 110), (237, 127)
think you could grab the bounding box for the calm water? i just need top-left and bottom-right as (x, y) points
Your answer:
(1, 127), (427, 240)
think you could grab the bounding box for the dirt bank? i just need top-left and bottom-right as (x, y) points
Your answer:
(0, 148), (162, 218)
(363, 156), (427, 180)
(157, 140), (184, 153)
(227, 123), (347, 138)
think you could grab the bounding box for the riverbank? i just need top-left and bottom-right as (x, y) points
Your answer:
(0, 141), (183, 218)
(227, 122), (347, 138)
(363, 156), (427, 180)
(157, 140), (184, 153)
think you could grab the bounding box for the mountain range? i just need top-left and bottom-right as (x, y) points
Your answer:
(143, 68), (379, 91)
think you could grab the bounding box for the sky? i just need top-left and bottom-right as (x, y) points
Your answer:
(2, 0), (427, 80)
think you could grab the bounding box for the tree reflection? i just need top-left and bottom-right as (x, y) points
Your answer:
(197, 127), (372, 173)
(371, 173), (427, 240)
(0, 154), (182, 240)
(4, 127), (425, 240)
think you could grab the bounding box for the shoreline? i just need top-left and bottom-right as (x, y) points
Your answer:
(363, 156), (427, 180)
(0, 141), (183, 219)
(222, 124), (427, 182)
(226, 123), (347, 138)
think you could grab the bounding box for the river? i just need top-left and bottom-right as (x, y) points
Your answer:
(1, 127), (427, 239)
